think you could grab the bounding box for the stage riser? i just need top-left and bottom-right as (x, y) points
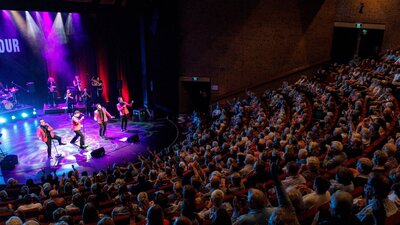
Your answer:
(0, 105), (35, 123)
(43, 103), (88, 115)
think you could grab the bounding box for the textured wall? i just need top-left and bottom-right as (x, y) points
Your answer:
(335, 0), (400, 51)
(178, 0), (338, 99)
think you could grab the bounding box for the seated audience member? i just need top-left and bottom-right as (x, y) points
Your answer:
(211, 208), (232, 225)
(372, 150), (389, 174)
(301, 156), (323, 183)
(112, 192), (132, 217)
(227, 173), (245, 193)
(65, 193), (84, 214)
(356, 173), (398, 224)
(239, 154), (256, 177)
(81, 203), (101, 224)
(286, 188), (305, 214)
(383, 143), (399, 170)
(296, 149), (308, 166)
(58, 215), (74, 225)
(232, 188), (275, 225)
(245, 160), (269, 188)
(314, 191), (361, 225)
(199, 189), (232, 220)
(388, 182), (400, 207)
(131, 173), (153, 194)
(323, 141), (347, 170)
(53, 208), (67, 222)
(134, 192), (151, 222)
(43, 200), (58, 222)
(16, 194), (43, 212)
(281, 161), (306, 191)
(0, 190), (13, 213)
(146, 204), (169, 225)
(329, 167), (354, 193)
(44, 190), (66, 207)
(353, 158), (373, 187)
(5, 216), (23, 225)
(303, 176), (331, 210)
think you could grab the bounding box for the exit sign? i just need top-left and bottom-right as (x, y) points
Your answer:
(356, 23), (362, 28)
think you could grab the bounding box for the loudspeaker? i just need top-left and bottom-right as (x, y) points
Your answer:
(127, 134), (140, 143)
(91, 147), (105, 158)
(1, 155), (18, 170)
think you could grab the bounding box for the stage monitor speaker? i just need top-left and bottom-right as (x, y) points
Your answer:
(127, 134), (139, 143)
(91, 147), (105, 158)
(1, 155), (18, 170)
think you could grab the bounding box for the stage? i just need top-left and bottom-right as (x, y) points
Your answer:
(0, 112), (178, 184)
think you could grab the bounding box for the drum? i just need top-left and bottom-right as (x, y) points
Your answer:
(2, 100), (13, 110)
(1, 92), (12, 99)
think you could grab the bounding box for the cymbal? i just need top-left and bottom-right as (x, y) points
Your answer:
(9, 87), (19, 92)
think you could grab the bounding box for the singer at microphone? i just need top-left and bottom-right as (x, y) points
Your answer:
(71, 110), (87, 149)
(117, 97), (134, 132)
(37, 119), (66, 159)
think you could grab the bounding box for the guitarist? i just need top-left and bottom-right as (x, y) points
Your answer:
(116, 97), (134, 132)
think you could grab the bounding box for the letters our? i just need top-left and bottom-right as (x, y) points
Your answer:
(0, 39), (20, 53)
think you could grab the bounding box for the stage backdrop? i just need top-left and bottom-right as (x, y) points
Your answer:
(0, 10), (140, 109)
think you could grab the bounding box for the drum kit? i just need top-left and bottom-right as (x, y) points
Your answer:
(0, 87), (19, 111)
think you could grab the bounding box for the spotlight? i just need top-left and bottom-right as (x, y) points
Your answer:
(32, 108), (37, 116)
(11, 116), (16, 120)
(21, 112), (28, 118)
(0, 118), (6, 124)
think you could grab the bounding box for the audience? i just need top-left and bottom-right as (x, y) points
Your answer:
(1, 51), (400, 225)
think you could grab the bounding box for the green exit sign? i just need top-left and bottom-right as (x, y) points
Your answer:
(356, 23), (362, 28)
(192, 77), (199, 81)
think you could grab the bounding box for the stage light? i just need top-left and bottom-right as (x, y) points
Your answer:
(21, 112), (28, 118)
(11, 116), (16, 120)
(32, 108), (37, 115)
(0, 118), (6, 124)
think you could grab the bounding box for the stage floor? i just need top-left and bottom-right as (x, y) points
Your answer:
(0, 113), (178, 184)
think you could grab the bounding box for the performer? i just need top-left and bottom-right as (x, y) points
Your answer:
(70, 110), (87, 149)
(73, 75), (82, 102)
(92, 77), (103, 103)
(81, 87), (92, 117)
(116, 97), (134, 132)
(47, 77), (57, 108)
(64, 89), (74, 118)
(37, 119), (66, 159)
(94, 104), (114, 139)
